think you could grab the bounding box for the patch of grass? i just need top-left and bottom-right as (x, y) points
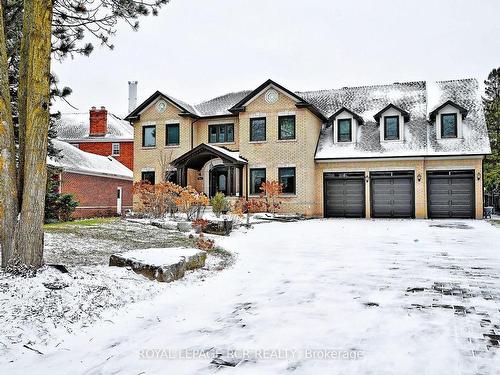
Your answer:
(44, 217), (119, 230)
(207, 246), (234, 270)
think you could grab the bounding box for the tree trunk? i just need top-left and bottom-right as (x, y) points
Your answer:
(1, 0), (54, 270)
(13, 0), (53, 268)
(0, 1), (19, 268)
(17, 0), (31, 211)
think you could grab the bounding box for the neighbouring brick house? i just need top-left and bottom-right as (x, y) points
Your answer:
(49, 139), (133, 218)
(125, 78), (490, 219)
(54, 106), (134, 170)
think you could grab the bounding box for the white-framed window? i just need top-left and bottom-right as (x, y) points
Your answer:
(377, 108), (405, 142)
(332, 110), (358, 144)
(112, 143), (120, 156)
(434, 104), (464, 140)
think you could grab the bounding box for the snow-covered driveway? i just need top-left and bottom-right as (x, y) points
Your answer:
(5, 219), (500, 374)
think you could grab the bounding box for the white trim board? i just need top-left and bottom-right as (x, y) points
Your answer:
(63, 169), (133, 181)
(316, 155), (485, 163)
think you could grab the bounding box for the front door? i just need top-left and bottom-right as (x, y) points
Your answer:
(210, 167), (228, 197)
(116, 187), (123, 215)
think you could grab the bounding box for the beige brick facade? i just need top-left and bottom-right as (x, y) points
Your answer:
(131, 88), (485, 219)
(133, 98), (192, 184)
(238, 92), (321, 215)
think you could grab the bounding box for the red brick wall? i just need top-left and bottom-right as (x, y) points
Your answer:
(78, 141), (134, 170)
(60, 171), (133, 219)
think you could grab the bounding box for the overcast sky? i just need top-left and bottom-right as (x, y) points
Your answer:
(51, 0), (500, 117)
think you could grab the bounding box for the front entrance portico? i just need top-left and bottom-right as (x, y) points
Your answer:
(170, 143), (247, 198)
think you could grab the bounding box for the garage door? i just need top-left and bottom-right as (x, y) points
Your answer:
(427, 170), (475, 219)
(370, 171), (414, 218)
(324, 172), (365, 218)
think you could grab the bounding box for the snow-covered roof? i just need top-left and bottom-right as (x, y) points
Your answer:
(49, 139), (133, 180)
(170, 143), (247, 168)
(205, 144), (247, 163)
(308, 79), (490, 159)
(194, 90), (252, 117)
(129, 78), (489, 159)
(53, 112), (133, 142)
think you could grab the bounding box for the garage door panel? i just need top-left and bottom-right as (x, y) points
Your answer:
(371, 173), (414, 218)
(427, 172), (474, 219)
(324, 175), (365, 218)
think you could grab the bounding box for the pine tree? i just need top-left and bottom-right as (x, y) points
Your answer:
(483, 67), (500, 197)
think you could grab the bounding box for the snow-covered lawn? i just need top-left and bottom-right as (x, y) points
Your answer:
(0, 219), (230, 358)
(3, 219), (500, 374)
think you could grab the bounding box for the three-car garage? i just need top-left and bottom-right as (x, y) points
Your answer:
(323, 169), (477, 219)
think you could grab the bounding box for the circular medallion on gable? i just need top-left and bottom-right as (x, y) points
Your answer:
(264, 89), (279, 104)
(155, 100), (167, 113)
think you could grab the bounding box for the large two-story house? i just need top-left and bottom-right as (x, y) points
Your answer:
(125, 78), (490, 219)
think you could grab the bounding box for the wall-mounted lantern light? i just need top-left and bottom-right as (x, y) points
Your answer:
(417, 173), (422, 182)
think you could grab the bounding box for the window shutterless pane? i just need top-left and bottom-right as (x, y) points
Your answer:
(278, 115), (295, 140)
(209, 126), (218, 143)
(441, 114), (457, 138)
(384, 116), (399, 140)
(279, 167), (296, 194)
(226, 125), (234, 142)
(112, 143), (120, 155)
(208, 124), (234, 143)
(166, 124), (180, 145)
(219, 126), (225, 143)
(337, 119), (352, 142)
(141, 171), (155, 185)
(250, 118), (266, 141)
(142, 125), (156, 147)
(250, 168), (266, 195)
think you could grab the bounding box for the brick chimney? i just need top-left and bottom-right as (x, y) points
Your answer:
(89, 106), (108, 137)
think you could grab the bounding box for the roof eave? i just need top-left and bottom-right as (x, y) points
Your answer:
(228, 79), (312, 112)
(429, 100), (469, 121)
(125, 91), (198, 121)
(295, 102), (328, 122)
(171, 143), (247, 167)
(315, 153), (489, 161)
(179, 112), (200, 119)
(329, 107), (364, 124)
(373, 104), (411, 122)
(229, 106), (246, 114)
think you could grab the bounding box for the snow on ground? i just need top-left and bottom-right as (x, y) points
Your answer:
(0, 219), (230, 360)
(115, 247), (202, 265)
(3, 219), (500, 374)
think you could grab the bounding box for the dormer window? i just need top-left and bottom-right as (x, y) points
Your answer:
(330, 107), (362, 144)
(384, 116), (400, 140)
(441, 113), (458, 138)
(337, 119), (352, 142)
(430, 101), (467, 140)
(374, 104), (409, 142)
